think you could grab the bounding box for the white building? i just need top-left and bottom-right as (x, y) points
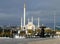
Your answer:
(25, 22), (35, 31)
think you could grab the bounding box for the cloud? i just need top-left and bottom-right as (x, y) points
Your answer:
(0, 0), (60, 25)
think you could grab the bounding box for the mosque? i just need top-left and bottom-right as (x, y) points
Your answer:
(16, 1), (56, 38)
(0, 0), (57, 38)
(20, 1), (40, 32)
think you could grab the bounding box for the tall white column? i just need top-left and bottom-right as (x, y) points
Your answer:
(24, 3), (26, 26)
(21, 17), (22, 28)
(54, 11), (56, 31)
(38, 17), (40, 27)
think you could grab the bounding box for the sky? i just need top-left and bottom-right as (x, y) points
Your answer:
(0, 0), (60, 27)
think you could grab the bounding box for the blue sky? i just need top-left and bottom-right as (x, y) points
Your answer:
(0, 0), (60, 27)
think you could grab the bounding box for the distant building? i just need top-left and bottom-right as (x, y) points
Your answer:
(56, 32), (60, 35)
(25, 22), (35, 31)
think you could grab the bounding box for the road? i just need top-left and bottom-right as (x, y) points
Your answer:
(0, 37), (55, 44)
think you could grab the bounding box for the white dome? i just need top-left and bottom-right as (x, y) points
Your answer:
(25, 22), (35, 30)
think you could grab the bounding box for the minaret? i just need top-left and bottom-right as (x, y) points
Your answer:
(38, 17), (40, 27)
(31, 17), (33, 24)
(54, 11), (56, 31)
(24, 2), (26, 26)
(21, 17), (22, 28)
